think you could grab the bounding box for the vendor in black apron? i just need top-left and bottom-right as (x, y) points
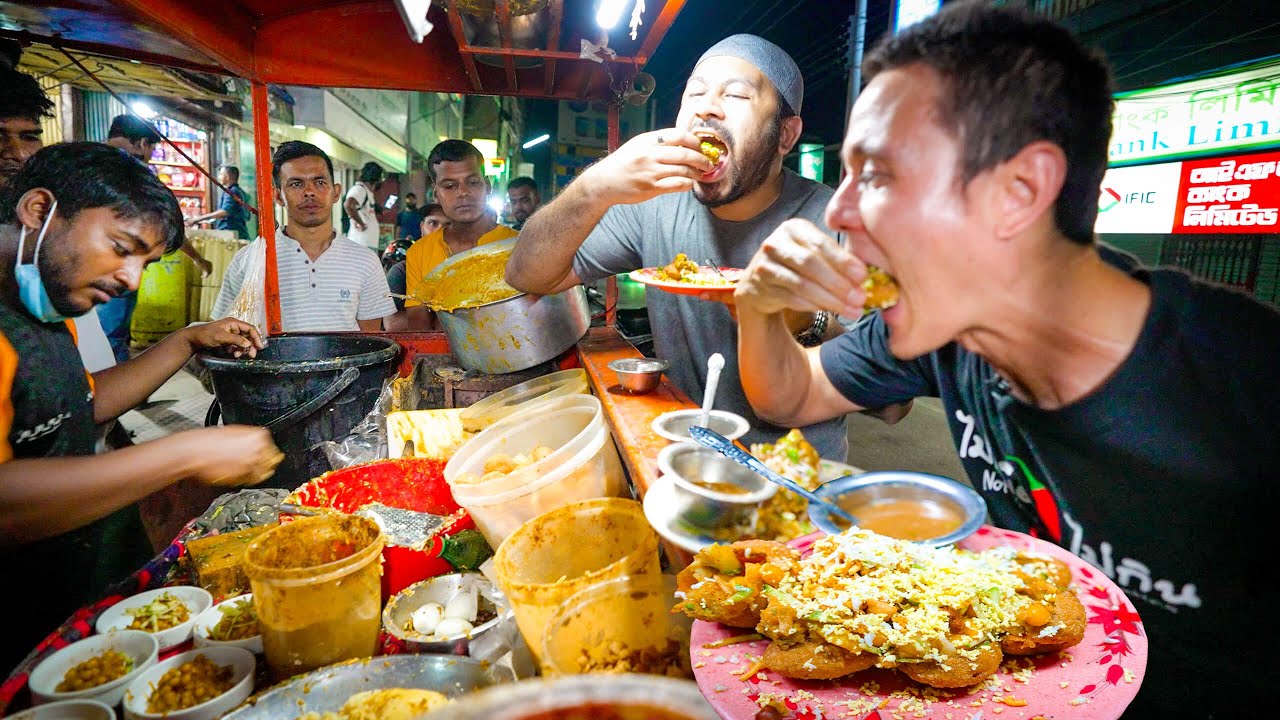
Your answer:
(0, 143), (284, 673)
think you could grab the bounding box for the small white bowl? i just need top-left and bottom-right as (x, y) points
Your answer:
(4, 699), (116, 720)
(95, 587), (213, 652)
(650, 409), (749, 444)
(192, 595), (262, 655)
(28, 631), (158, 707)
(121, 646), (255, 720)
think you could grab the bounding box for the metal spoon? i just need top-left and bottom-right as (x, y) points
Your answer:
(688, 425), (860, 526)
(702, 258), (729, 282)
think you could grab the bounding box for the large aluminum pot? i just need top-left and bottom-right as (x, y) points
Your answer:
(430, 239), (589, 374)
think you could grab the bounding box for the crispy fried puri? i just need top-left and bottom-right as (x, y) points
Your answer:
(762, 640), (877, 681)
(1001, 589), (1087, 656)
(676, 540), (799, 628)
(899, 641), (1004, 689)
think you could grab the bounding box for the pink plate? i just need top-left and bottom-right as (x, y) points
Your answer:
(629, 266), (743, 296)
(690, 525), (1147, 720)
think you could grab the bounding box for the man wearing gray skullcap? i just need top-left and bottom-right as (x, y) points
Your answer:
(508, 34), (855, 461)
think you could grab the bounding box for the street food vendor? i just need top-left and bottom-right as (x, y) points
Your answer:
(388, 140), (517, 331)
(730, 4), (1278, 714)
(506, 35), (849, 459)
(0, 143), (284, 672)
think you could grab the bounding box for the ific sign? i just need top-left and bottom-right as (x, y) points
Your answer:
(1094, 163), (1181, 233)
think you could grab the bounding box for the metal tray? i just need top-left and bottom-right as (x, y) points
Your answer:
(222, 655), (515, 719)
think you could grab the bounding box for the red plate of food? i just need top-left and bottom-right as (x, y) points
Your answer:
(687, 525), (1146, 720)
(630, 254), (743, 297)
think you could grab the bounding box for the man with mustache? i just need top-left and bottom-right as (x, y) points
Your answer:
(506, 35), (850, 459)
(212, 141), (395, 332)
(0, 143), (282, 673)
(390, 139), (517, 331)
(0, 66), (52, 190)
(732, 3), (1277, 713)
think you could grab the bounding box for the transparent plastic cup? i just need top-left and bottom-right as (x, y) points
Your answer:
(541, 574), (692, 678)
(491, 498), (661, 666)
(446, 395), (624, 547)
(458, 369), (588, 432)
(244, 514), (384, 679)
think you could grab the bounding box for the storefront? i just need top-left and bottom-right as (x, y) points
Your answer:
(1097, 56), (1280, 304)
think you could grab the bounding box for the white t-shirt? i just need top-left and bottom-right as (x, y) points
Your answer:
(344, 183), (381, 249)
(212, 229), (397, 332)
(72, 307), (117, 372)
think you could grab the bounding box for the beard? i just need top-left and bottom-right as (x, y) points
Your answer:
(694, 121), (781, 208)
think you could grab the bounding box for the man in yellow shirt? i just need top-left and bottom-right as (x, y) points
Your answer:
(389, 140), (517, 330)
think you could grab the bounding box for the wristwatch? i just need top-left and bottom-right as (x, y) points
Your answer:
(794, 310), (829, 347)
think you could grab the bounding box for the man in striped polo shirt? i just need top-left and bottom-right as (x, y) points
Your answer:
(213, 141), (396, 332)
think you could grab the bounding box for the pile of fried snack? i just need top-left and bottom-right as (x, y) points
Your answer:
(675, 529), (1086, 689)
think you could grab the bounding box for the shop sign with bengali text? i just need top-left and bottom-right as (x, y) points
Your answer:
(1109, 57), (1280, 166)
(1094, 163), (1182, 233)
(1173, 149), (1280, 233)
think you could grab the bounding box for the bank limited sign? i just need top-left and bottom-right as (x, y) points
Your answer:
(1110, 57), (1280, 166)
(1095, 149), (1280, 234)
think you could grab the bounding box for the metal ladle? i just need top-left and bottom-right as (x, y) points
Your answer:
(688, 425), (859, 526)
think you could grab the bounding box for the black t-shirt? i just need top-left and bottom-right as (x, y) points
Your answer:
(819, 268), (1278, 715)
(0, 302), (151, 673)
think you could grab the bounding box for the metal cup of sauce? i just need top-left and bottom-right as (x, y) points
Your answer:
(657, 442), (777, 530)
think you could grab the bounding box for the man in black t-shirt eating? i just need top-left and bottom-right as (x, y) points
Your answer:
(733, 3), (1277, 715)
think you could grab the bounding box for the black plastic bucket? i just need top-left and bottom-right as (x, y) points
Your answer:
(201, 334), (401, 489)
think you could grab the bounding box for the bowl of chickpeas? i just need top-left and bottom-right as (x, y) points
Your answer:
(95, 587), (213, 652)
(28, 630), (159, 707)
(121, 646), (254, 720)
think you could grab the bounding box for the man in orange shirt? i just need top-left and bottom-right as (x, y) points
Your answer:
(388, 140), (517, 330)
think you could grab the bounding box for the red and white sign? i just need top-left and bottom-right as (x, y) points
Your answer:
(1173, 149), (1280, 233)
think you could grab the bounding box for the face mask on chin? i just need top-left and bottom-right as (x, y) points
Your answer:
(13, 198), (76, 323)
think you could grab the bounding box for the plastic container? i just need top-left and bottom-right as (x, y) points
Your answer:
(130, 252), (188, 348)
(286, 458), (475, 597)
(491, 498), (661, 666)
(243, 515), (384, 679)
(458, 369), (588, 432)
(423, 675), (718, 720)
(445, 395), (624, 547)
(541, 574), (692, 678)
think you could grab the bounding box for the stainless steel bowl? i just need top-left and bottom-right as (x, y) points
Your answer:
(657, 442), (777, 530)
(808, 471), (988, 546)
(382, 573), (512, 657)
(220, 655), (514, 719)
(608, 358), (670, 394)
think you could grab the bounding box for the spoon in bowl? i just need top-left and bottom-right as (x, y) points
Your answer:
(699, 353), (725, 428)
(688, 425), (859, 526)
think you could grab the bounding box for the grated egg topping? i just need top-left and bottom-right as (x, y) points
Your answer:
(764, 529), (1058, 668)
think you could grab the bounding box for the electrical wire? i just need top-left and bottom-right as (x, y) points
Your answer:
(1114, 20), (1280, 83)
(54, 45), (259, 219)
(1110, 1), (1228, 75)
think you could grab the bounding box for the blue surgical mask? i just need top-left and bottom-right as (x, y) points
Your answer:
(14, 198), (71, 323)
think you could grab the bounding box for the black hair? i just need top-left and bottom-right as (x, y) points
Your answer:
(359, 161), (385, 183)
(421, 202), (445, 217)
(272, 141), (334, 186)
(107, 114), (162, 144)
(0, 68), (55, 122)
(507, 176), (538, 194)
(404, 192), (417, 200)
(863, 0), (1113, 245)
(426, 140), (485, 183)
(219, 165), (240, 181)
(0, 142), (184, 252)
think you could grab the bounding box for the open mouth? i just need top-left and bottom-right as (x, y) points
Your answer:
(863, 265), (900, 311)
(694, 131), (728, 174)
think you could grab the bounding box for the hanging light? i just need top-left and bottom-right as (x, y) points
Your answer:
(130, 101), (157, 120)
(595, 0), (631, 30)
(522, 133), (551, 149)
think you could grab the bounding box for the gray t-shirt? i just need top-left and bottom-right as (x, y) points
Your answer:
(573, 169), (848, 460)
